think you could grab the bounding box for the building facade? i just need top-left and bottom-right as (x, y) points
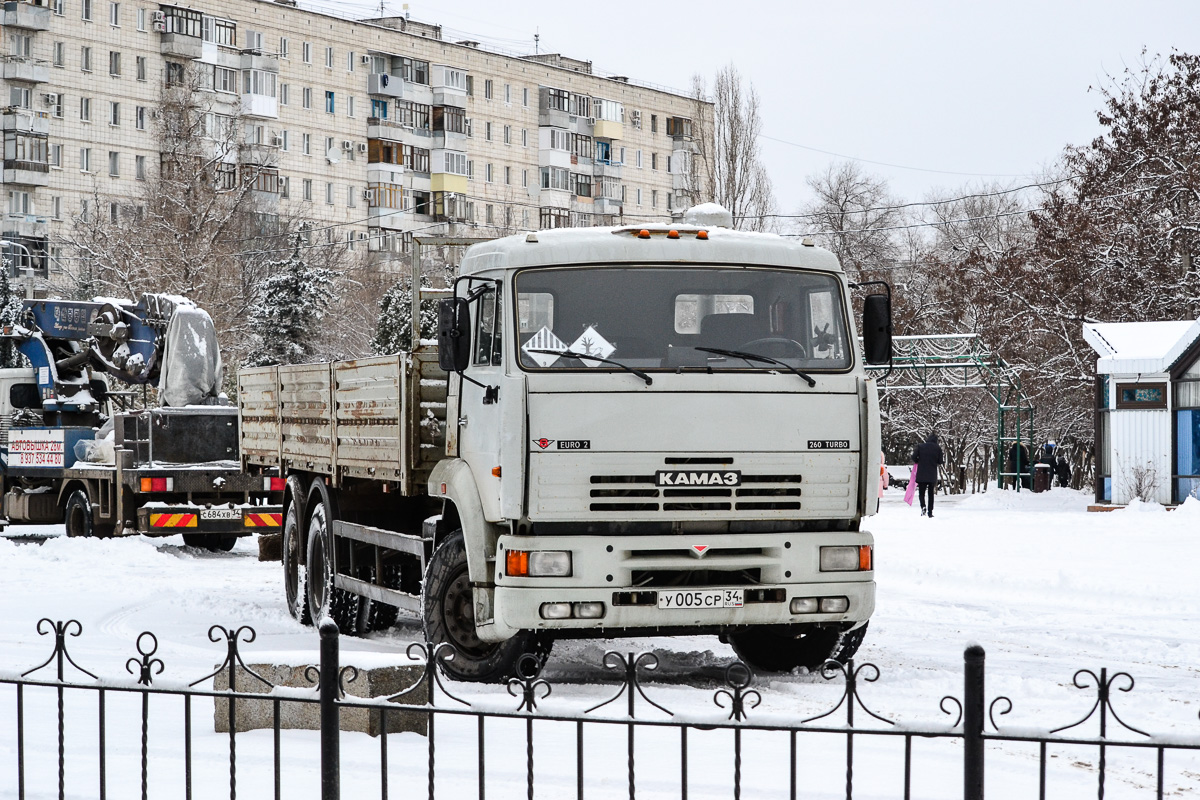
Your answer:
(1, 0), (708, 276)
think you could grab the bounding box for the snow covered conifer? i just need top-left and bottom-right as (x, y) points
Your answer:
(372, 275), (442, 355)
(247, 234), (338, 366)
(0, 257), (26, 368)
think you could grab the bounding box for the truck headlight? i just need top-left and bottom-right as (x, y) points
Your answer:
(819, 597), (849, 613)
(540, 602), (572, 619)
(507, 550), (573, 577)
(790, 597), (818, 614)
(820, 545), (872, 572)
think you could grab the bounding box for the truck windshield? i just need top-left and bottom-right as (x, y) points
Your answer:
(514, 266), (852, 373)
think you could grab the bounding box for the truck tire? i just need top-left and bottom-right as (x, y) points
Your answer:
(183, 533), (238, 552)
(730, 622), (869, 673)
(423, 531), (552, 683)
(304, 482), (363, 634)
(64, 490), (106, 538)
(363, 562), (402, 632)
(282, 477), (311, 625)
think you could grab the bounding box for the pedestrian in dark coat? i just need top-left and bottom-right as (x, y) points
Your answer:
(912, 433), (944, 518)
(1055, 454), (1071, 488)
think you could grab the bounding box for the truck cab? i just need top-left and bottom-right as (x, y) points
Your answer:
(428, 210), (888, 679)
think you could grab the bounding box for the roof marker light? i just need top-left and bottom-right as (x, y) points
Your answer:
(637, 229), (651, 239)
(696, 230), (709, 240)
(667, 230), (680, 239)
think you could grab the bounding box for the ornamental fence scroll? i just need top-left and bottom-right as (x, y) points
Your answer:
(3, 620), (1200, 800)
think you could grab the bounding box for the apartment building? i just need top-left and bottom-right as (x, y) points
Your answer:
(1, 0), (708, 276)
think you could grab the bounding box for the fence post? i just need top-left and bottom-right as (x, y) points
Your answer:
(319, 617), (340, 800)
(963, 645), (985, 800)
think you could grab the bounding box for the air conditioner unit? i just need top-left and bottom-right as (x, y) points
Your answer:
(356, 143), (367, 153)
(41, 93), (56, 106)
(361, 189), (370, 200)
(270, 134), (283, 147)
(152, 20), (166, 31)
(361, 54), (371, 64)
(151, 10), (165, 22)
(586, 117), (596, 125)
(341, 140), (353, 150)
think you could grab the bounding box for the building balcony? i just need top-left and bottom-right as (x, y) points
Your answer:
(593, 160), (622, 179)
(241, 52), (279, 72)
(1, 56), (49, 83)
(367, 118), (431, 143)
(2, 211), (49, 239)
(593, 120), (622, 141)
(2, 1), (51, 30)
(3, 159), (49, 186)
(593, 197), (622, 216)
(160, 33), (203, 60)
(432, 88), (466, 109)
(240, 94), (278, 119)
(367, 73), (405, 99)
(368, 206), (409, 229)
(432, 130), (467, 150)
(1, 109), (49, 135)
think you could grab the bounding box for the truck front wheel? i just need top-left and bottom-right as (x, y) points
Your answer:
(423, 531), (551, 683)
(730, 622), (869, 673)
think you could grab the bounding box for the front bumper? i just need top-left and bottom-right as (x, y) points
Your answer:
(479, 530), (875, 641)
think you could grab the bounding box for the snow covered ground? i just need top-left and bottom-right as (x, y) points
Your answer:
(2, 487), (1199, 798)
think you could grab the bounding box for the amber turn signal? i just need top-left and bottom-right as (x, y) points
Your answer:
(859, 545), (873, 571)
(506, 550), (529, 577)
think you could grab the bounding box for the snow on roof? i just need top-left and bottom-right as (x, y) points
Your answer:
(1083, 318), (1200, 375)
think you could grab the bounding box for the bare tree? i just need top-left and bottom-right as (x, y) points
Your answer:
(690, 65), (775, 230)
(802, 161), (904, 281)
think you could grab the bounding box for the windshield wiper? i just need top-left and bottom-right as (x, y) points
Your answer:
(527, 349), (653, 386)
(694, 347), (817, 387)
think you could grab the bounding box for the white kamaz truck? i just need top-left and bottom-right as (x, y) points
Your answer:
(238, 206), (892, 681)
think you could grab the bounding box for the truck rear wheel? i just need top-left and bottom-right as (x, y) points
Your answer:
(729, 622), (869, 673)
(282, 478), (311, 625)
(64, 490), (110, 538)
(423, 531), (552, 683)
(304, 482), (362, 634)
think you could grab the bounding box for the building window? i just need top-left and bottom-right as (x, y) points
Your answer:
(325, 46), (333, 68)
(303, 178), (312, 201)
(651, 153), (657, 170)
(49, 144), (62, 166)
(135, 154), (145, 179)
(636, 188), (642, 205)
(108, 101), (119, 126)
(280, 37), (289, 58)
(303, 87), (312, 109)
(442, 151), (468, 175)
(8, 87), (31, 109)
(504, 83), (511, 104)
(325, 91), (335, 113)
(347, 185), (356, 207)
(546, 88), (569, 112)
(108, 202), (118, 222)
(1115, 383), (1167, 410)
(79, 97), (91, 121)
(348, 96), (354, 118)
(540, 166), (569, 191)
(302, 133), (311, 155)
(108, 151), (119, 176)
(485, 163), (493, 183)
(540, 208), (570, 229)
(302, 42), (312, 63)
(325, 182), (333, 204)
(136, 55), (146, 81)
(281, 130), (289, 151)
(371, 98), (389, 119)
(49, 94), (63, 118)
(503, 125), (511, 145)
(80, 147), (92, 171)
(81, 46), (92, 72)
(521, 128), (528, 148)
(504, 166), (511, 185)
(484, 79), (493, 99)
(136, 7), (144, 29)
(484, 122), (492, 141)
(347, 51), (354, 71)
(636, 150), (643, 168)
(280, 84), (289, 105)
(575, 173), (593, 198)
(81, 0), (91, 21)
(651, 114), (658, 133)
(52, 197), (61, 220)
(521, 169), (528, 188)
(522, 87), (528, 107)
(108, 51), (121, 76)
(243, 69), (277, 97)
(651, 189), (657, 208)
(165, 62), (185, 86)
(485, 204), (493, 225)
(53, 0), (64, 15)
(53, 42), (65, 67)
(108, 2), (119, 26)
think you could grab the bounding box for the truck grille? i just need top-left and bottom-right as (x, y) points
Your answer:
(589, 472), (803, 512)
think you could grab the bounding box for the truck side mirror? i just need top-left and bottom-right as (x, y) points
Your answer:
(862, 294), (892, 365)
(437, 297), (471, 373)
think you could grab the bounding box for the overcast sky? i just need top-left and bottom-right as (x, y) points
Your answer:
(310, 0), (1198, 217)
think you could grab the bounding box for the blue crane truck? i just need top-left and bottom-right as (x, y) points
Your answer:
(0, 294), (282, 550)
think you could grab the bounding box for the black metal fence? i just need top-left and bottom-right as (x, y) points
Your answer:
(2, 617), (1199, 799)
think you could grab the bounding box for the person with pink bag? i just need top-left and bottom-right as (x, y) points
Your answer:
(910, 433), (944, 517)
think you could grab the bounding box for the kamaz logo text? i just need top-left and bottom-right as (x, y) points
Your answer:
(655, 470), (741, 487)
